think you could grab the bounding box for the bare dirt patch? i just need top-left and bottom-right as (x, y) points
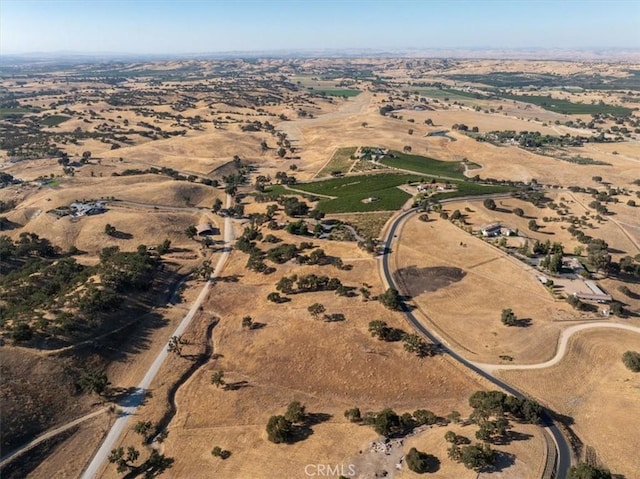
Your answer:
(395, 266), (466, 295)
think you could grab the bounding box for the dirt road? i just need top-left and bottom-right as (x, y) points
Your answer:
(79, 194), (234, 479)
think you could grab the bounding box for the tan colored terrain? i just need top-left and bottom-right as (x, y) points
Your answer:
(394, 215), (576, 363)
(1, 57), (639, 479)
(499, 329), (640, 478)
(399, 423), (545, 479)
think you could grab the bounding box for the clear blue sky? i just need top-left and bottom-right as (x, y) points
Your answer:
(1, 0), (639, 54)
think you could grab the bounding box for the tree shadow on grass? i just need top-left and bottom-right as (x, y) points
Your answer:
(287, 413), (333, 444)
(490, 451), (516, 472)
(512, 317), (533, 328)
(224, 380), (251, 391)
(109, 230), (133, 240)
(506, 430), (533, 442)
(492, 430), (534, 445)
(215, 274), (243, 283)
(421, 453), (441, 473)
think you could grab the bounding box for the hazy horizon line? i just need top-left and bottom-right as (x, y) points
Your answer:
(2, 46), (640, 63)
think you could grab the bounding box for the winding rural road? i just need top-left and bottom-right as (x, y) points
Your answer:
(474, 322), (640, 373)
(379, 199), (573, 479)
(79, 194), (234, 479)
(0, 408), (109, 469)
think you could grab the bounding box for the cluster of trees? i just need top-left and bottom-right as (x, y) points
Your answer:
(236, 225), (302, 273)
(78, 369), (111, 397)
(533, 240), (564, 273)
(368, 320), (405, 341)
(403, 333), (438, 357)
(298, 248), (329, 266)
(358, 238), (380, 255)
(566, 228), (612, 273)
(533, 239), (564, 256)
(108, 417), (173, 476)
(378, 288), (401, 310)
(221, 162), (250, 196)
(500, 308), (531, 326)
(501, 308), (518, 327)
(446, 437), (496, 472)
(622, 350), (640, 372)
(474, 129), (610, 149)
(344, 406), (442, 437)
(1, 234), (162, 342)
(266, 243), (299, 264)
(285, 220), (308, 235)
(608, 254), (640, 278)
(99, 245), (158, 293)
(274, 171), (297, 185)
(566, 294), (588, 311)
(104, 223), (118, 237)
(0, 231), (56, 260)
(266, 401), (308, 444)
(441, 390), (540, 471)
(275, 274), (344, 295)
(405, 447), (440, 473)
(469, 390), (541, 425)
(279, 196), (308, 216)
(211, 445), (231, 460)
(307, 303), (345, 322)
(483, 198), (496, 210)
(108, 447), (174, 477)
(368, 320), (438, 357)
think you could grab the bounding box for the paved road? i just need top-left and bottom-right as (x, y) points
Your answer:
(379, 199), (572, 479)
(79, 195), (234, 479)
(475, 322), (640, 373)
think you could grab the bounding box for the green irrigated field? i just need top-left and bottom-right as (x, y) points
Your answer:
(294, 173), (420, 213)
(379, 151), (465, 179)
(309, 89), (361, 97)
(0, 107), (35, 118)
(431, 181), (515, 200)
(275, 172), (516, 213)
(500, 94), (632, 116)
(40, 115), (71, 126)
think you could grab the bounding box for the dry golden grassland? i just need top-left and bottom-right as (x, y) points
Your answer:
(394, 215), (575, 363)
(328, 211), (395, 240)
(499, 329), (640, 479)
(399, 422), (545, 479)
(107, 229), (500, 479)
(2, 58), (639, 479)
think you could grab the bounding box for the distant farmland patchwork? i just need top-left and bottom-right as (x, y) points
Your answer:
(500, 94), (633, 115)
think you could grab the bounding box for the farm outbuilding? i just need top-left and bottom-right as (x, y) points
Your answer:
(195, 222), (216, 236)
(481, 223), (502, 237)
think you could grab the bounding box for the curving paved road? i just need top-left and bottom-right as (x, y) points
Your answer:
(79, 195), (234, 479)
(474, 322), (640, 373)
(379, 200), (572, 479)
